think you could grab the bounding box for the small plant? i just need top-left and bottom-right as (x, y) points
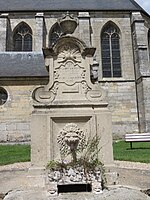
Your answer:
(47, 160), (60, 171)
(78, 135), (102, 171)
(78, 135), (106, 186)
(47, 135), (106, 187)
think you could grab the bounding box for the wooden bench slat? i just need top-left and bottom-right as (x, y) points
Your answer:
(125, 138), (150, 142)
(125, 136), (150, 139)
(125, 136), (150, 138)
(125, 133), (150, 136)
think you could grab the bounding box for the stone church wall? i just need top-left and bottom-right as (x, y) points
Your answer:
(135, 78), (150, 134)
(0, 81), (139, 142)
(0, 85), (34, 142)
(91, 13), (139, 137)
(100, 82), (138, 137)
(0, 11), (150, 142)
(131, 12), (150, 133)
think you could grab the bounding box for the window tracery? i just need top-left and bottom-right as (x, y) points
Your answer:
(13, 22), (32, 51)
(101, 23), (121, 78)
(49, 23), (63, 46)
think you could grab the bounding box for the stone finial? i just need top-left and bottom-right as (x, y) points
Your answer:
(58, 12), (78, 34)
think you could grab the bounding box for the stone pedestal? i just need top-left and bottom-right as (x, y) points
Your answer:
(31, 102), (113, 166)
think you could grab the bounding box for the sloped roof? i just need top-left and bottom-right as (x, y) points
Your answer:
(0, 53), (48, 77)
(0, 0), (145, 12)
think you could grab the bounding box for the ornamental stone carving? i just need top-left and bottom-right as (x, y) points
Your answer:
(33, 15), (106, 104)
(57, 123), (85, 156)
(58, 12), (78, 34)
(57, 44), (81, 63)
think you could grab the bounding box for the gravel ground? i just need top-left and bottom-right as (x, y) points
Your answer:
(0, 162), (31, 172)
(114, 160), (150, 170)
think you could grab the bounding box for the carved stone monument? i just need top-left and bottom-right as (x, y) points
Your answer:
(29, 13), (116, 194)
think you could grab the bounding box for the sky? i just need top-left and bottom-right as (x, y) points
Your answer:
(135, 0), (150, 14)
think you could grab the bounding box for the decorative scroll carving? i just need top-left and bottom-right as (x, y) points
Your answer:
(81, 81), (91, 94)
(86, 88), (104, 102)
(57, 123), (85, 156)
(51, 82), (59, 95)
(81, 81), (105, 102)
(33, 83), (59, 103)
(54, 70), (59, 80)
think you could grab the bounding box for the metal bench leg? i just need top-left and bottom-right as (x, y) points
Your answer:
(130, 142), (132, 149)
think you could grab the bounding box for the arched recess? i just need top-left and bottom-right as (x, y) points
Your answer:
(13, 22), (32, 51)
(101, 21), (121, 78)
(49, 22), (63, 47)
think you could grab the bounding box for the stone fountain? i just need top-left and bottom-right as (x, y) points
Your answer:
(29, 13), (116, 195)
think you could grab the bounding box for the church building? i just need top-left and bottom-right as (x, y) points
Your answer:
(0, 0), (150, 142)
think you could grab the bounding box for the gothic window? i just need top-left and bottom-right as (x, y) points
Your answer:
(0, 87), (8, 105)
(13, 22), (32, 51)
(49, 23), (63, 46)
(101, 23), (121, 78)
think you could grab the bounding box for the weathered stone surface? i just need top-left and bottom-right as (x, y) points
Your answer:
(35, 13), (44, 51)
(0, 85), (34, 143)
(3, 188), (150, 200)
(0, 193), (5, 200)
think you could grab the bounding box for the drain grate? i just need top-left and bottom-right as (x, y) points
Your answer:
(58, 183), (92, 193)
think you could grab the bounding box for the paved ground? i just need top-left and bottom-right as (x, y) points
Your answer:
(115, 161), (150, 189)
(2, 188), (150, 200)
(0, 161), (150, 199)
